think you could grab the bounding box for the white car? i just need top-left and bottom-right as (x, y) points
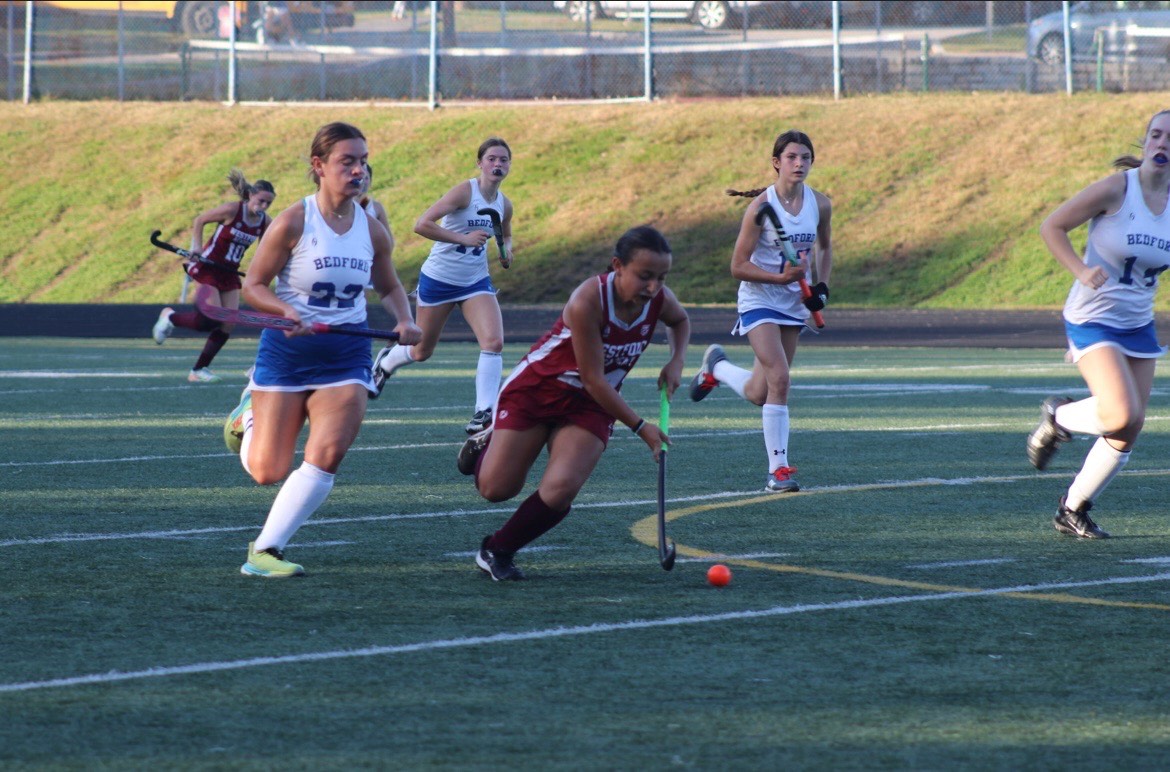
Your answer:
(552, 0), (780, 30)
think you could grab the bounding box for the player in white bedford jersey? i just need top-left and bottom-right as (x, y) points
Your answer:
(227, 122), (422, 577)
(687, 130), (834, 494)
(1028, 110), (1170, 539)
(371, 137), (515, 435)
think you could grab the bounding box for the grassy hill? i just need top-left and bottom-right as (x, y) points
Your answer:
(2, 93), (1168, 307)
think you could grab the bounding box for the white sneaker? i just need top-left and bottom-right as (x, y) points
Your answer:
(188, 368), (221, 384)
(152, 307), (174, 344)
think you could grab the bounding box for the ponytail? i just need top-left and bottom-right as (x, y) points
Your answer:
(726, 187), (768, 199)
(227, 168), (251, 200)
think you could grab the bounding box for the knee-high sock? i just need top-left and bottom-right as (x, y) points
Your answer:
(762, 403), (790, 472)
(194, 328), (230, 370)
(254, 462), (335, 552)
(1066, 437), (1129, 511)
(239, 408), (254, 476)
(489, 490), (570, 554)
(376, 344), (415, 376)
(712, 359), (751, 399)
(170, 310), (220, 332)
(475, 351), (503, 412)
(1055, 397), (1106, 436)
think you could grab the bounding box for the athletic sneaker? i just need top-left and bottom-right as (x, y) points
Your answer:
(370, 346), (394, 399)
(457, 427), (492, 476)
(689, 344), (727, 402)
(765, 466), (800, 493)
(240, 542), (305, 577)
(476, 535), (525, 581)
(1026, 396), (1073, 470)
(224, 388), (253, 454)
(188, 367), (221, 384)
(465, 407), (493, 435)
(1053, 496), (1110, 539)
(152, 307), (174, 344)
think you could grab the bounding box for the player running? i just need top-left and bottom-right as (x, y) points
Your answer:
(456, 225), (690, 581)
(1027, 110), (1170, 539)
(152, 169), (275, 383)
(370, 137), (515, 435)
(687, 129), (833, 493)
(224, 122), (421, 578)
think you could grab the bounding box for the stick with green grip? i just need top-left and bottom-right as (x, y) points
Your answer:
(656, 384), (676, 570)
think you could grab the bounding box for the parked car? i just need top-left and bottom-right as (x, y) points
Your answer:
(1027, 1), (1170, 64)
(41, 1), (354, 38)
(551, 0), (782, 30)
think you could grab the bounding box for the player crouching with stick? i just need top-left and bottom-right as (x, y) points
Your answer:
(225, 122), (421, 578)
(456, 225), (691, 581)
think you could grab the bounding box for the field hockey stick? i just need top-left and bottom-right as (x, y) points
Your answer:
(475, 208), (509, 269)
(754, 204), (825, 329)
(150, 230), (246, 277)
(194, 288), (400, 341)
(656, 383), (677, 571)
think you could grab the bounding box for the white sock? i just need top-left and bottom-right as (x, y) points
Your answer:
(1055, 397), (1105, 436)
(239, 410), (254, 476)
(377, 344), (415, 376)
(713, 359), (751, 399)
(254, 462), (335, 552)
(762, 403), (790, 473)
(1066, 438), (1129, 511)
(475, 351), (503, 412)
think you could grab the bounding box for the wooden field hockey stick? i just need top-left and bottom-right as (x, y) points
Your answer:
(753, 203), (826, 329)
(656, 383), (677, 571)
(150, 230), (246, 278)
(193, 286), (400, 341)
(476, 208), (509, 269)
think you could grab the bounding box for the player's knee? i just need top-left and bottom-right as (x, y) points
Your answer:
(480, 337), (504, 354)
(249, 462), (289, 487)
(410, 343), (434, 362)
(477, 478), (521, 502)
(1100, 403), (1143, 436)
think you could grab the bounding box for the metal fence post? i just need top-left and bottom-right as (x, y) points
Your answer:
(227, 1), (237, 105)
(117, 2), (125, 101)
(1062, 0), (1072, 95)
(428, 0), (438, 109)
(643, 5), (652, 102)
(921, 33), (929, 92)
(22, 0), (32, 104)
(1095, 28), (1104, 92)
(832, 0), (841, 99)
(875, 1), (883, 94)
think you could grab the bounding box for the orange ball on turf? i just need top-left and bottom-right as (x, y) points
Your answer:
(707, 564), (732, 587)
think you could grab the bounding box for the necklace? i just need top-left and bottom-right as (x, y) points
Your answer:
(777, 184), (801, 207)
(318, 195), (352, 219)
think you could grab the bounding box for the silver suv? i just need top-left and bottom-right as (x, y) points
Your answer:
(552, 1), (779, 30)
(1027, 1), (1170, 64)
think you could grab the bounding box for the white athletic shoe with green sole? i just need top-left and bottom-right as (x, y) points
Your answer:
(240, 542), (304, 578)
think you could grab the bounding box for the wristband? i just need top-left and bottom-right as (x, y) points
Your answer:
(631, 419), (646, 435)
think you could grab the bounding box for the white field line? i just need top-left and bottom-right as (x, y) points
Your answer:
(906, 558), (1017, 570)
(3, 571), (1168, 694)
(6, 469), (1170, 549)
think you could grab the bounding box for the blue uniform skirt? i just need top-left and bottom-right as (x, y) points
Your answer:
(1065, 319), (1166, 363)
(251, 326), (376, 394)
(416, 272), (496, 307)
(731, 306), (810, 336)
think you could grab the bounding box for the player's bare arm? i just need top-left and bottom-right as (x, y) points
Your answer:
(414, 181), (489, 249)
(730, 197), (807, 285)
(657, 288), (690, 397)
(370, 219), (422, 345)
(242, 202), (308, 330)
(1041, 174), (1125, 288)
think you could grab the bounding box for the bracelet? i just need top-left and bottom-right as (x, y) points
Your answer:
(631, 419), (646, 435)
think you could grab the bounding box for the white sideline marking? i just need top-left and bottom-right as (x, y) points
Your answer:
(1123, 557), (1170, 565)
(443, 545), (566, 558)
(8, 469), (1170, 550)
(906, 558), (1016, 570)
(678, 552), (789, 563)
(3, 572), (1167, 694)
(0, 371), (169, 379)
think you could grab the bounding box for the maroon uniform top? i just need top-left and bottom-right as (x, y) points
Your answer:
(199, 202), (268, 269)
(505, 272), (665, 395)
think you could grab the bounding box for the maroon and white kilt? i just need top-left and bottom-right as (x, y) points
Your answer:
(186, 261), (242, 292)
(494, 367), (616, 446)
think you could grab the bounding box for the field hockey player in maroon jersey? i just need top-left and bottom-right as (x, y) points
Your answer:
(152, 169), (276, 383)
(457, 225), (691, 581)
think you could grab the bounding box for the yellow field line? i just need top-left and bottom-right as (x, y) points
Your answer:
(632, 486), (1170, 612)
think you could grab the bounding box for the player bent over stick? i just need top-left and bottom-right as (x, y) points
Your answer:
(688, 129), (833, 493)
(1027, 109), (1170, 539)
(225, 122), (421, 578)
(457, 225), (691, 581)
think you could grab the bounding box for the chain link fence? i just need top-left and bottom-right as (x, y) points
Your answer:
(7, 1), (1170, 103)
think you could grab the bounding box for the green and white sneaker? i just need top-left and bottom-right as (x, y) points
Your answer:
(240, 542), (305, 578)
(224, 389), (252, 454)
(188, 367), (221, 383)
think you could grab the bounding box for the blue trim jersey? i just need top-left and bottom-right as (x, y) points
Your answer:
(736, 184), (820, 322)
(275, 195), (374, 327)
(1064, 168), (1170, 329)
(419, 178), (507, 287)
